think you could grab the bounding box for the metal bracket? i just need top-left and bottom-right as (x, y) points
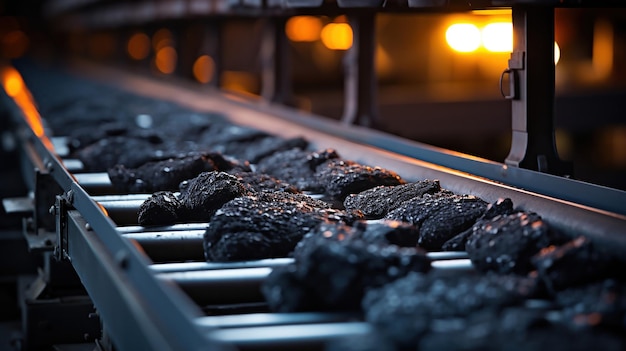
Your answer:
(54, 195), (70, 261)
(35, 169), (63, 234)
(500, 51), (524, 100)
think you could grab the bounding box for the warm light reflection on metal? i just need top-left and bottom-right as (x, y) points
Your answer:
(554, 42), (560, 65)
(1, 67), (45, 137)
(470, 9), (512, 16)
(482, 22), (512, 53)
(193, 55), (215, 84)
(321, 23), (353, 51)
(446, 23), (481, 53)
(222, 71), (257, 95)
(286, 16), (323, 42)
(128, 32), (151, 60)
(155, 46), (177, 74)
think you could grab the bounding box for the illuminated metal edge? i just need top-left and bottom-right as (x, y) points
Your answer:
(1, 91), (232, 351)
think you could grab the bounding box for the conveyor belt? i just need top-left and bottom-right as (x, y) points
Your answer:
(3, 62), (626, 351)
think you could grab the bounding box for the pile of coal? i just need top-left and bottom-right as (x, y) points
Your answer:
(362, 271), (541, 349)
(257, 149), (405, 201)
(262, 221), (431, 312)
(315, 160), (405, 201)
(532, 236), (616, 292)
(203, 192), (364, 261)
(138, 171), (246, 226)
(384, 192), (488, 250)
(109, 153), (246, 193)
(343, 180), (441, 219)
(256, 148), (340, 193)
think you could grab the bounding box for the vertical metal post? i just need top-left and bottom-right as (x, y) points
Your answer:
(202, 20), (223, 88)
(504, 6), (571, 176)
(342, 13), (378, 127)
(261, 17), (292, 104)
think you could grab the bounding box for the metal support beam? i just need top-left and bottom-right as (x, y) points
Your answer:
(198, 20), (223, 88)
(504, 6), (572, 176)
(342, 13), (378, 127)
(261, 17), (292, 104)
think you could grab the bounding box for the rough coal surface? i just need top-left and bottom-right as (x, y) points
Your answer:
(343, 180), (441, 219)
(465, 211), (553, 275)
(315, 160), (405, 201)
(137, 191), (182, 226)
(178, 171), (247, 222)
(230, 171), (300, 193)
(227, 136), (309, 164)
(75, 136), (165, 172)
(256, 148), (340, 192)
(108, 153), (238, 193)
(362, 271), (540, 348)
(385, 192), (487, 250)
(442, 198), (516, 251)
(532, 236), (614, 292)
(204, 192), (339, 261)
(263, 221), (431, 312)
(555, 279), (626, 331)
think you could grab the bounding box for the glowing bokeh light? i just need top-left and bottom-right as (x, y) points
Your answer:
(127, 32), (151, 60)
(482, 22), (512, 53)
(286, 16), (323, 42)
(155, 46), (177, 74)
(320, 23), (353, 51)
(445, 23), (481, 53)
(193, 55), (215, 84)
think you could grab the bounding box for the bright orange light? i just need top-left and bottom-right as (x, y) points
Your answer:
(3, 71), (22, 97)
(482, 22), (512, 53)
(155, 46), (177, 74)
(127, 32), (151, 60)
(1, 67), (44, 137)
(285, 16), (323, 42)
(193, 55), (215, 84)
(554, 41), (560, 65)
(446, 23), (481, 53)
(320, 23), (353, 51)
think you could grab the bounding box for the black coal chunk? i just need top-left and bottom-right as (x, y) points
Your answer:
(442, 198), (515, 251)
(108, 153), (240, 193)
(555, 279), (626, 331)
(465, 211), (553, 275)
(315, 160), (405, 201)
(343, 180), (441, 219)
(532, 236), (614, 292)
(256, 148), (340, 193)
(137, 171), (247, 225)
(262, 221), (431, 312)
(178, 172), (247, 222)
(75, 136), (164, 172)
(204, 192), (346, 261)
(230, 171), (300, 194)
(385, 192), (488, 251)
(228, 136), (309, 164)
(362, 272), (540, 348)
(137, 191), (182, 226)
